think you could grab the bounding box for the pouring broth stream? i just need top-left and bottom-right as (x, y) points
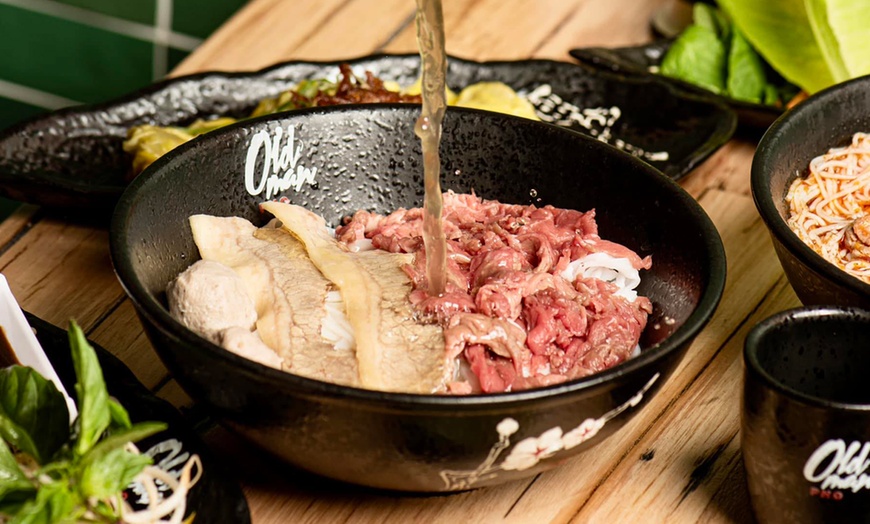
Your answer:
(415, 0), (448, 297)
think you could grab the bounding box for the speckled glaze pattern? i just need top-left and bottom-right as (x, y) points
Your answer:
(110, 106), (726, 491)
(0, 54), (734, 214)
(25, 312), (250, 523)
(569, 40), (783, 129)
(743, 307), (870, 524)
(751, 75), (870, 308)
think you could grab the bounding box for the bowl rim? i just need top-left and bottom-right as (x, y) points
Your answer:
(110, 104), (727, 408)
(751, 73), (870, 298)
(744, 305), (870, 411)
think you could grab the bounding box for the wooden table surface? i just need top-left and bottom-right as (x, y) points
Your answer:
(3, 0), (801, 521)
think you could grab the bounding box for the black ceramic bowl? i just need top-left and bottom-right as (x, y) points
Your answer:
(752, 74), (870, 308)
(743, 307), (870, 523)
(110, 105), (726, 492)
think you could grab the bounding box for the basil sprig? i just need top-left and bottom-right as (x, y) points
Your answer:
(0, 321), (167, 523)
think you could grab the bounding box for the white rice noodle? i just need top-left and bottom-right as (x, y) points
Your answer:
(347, 238), (374, 252)
(559, 252), (642, 302)
(321, 290), (356, 351)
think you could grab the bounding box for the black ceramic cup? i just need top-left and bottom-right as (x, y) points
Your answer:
(743, 306), (870, 523)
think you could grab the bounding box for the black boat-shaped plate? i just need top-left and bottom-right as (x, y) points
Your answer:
(0, 53), (735, 213)
(570, 40), (783, 129)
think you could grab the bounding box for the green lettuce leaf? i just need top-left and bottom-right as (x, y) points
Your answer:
(693, 2), (729, 40)
(826, 0), (870, 76)
(660, 25), (727, 94)
(727, 28), (768, 103)
(718, 0), (870, 93)
(804, 0), (849, 82)
(718, 0), (835, 92)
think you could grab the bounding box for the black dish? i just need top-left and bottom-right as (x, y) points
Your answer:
(110, 105), (727, 492)
(0, 53), (735, 214)
(24, 312), (251, 523)
(570, 40), (783, 129)
(751, 74), (870, 308)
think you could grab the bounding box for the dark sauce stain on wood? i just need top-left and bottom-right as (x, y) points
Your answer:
(679, 443), (726, 504)
(640, 449), (655, 461)
(0, 326), (20, 368)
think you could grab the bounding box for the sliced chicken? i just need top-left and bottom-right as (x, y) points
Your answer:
(261, 201), (451, 393)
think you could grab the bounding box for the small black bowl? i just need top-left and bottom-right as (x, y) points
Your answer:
(751, 74), (870, 308)
(110, 105), (726, 491)
(743, 306), (870, 523)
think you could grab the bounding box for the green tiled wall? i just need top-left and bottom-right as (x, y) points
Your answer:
(0, 0), (249, 131)
(59, 0), (155, 25)
(0, 4), (154, 104)
(0, 0), (247, 219)
(0, 97), (44, 130)
(173, 0), (245, 39)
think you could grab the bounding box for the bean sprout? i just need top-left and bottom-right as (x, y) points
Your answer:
(118, 444), (202, 524)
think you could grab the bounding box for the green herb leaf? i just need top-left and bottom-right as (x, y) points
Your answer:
(108, 398), (132, 430)
(77, 422), (164, 500)
(68, 321), (111, 457)
(0, 438), (35, 504)
(295, 78), (335, 99)
(81, 422), (166, 469)
(0, 366), (70, 464)
(660, 25), (727, 94)
(726, 28), (768, 103)
(7, 480), (79, 524)
(80, 446), (153, 499)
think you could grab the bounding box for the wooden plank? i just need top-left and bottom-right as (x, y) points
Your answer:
(171, 0), (350, 75)
(87, 299), (169, 391)
(155, 379), (194, 409)
(681, 140), (757, 200)
(290, 0), (414, 60)
(572, 278), (799, 523)
(0, 219), (124, 332)
(172, 0), (416, 76)
(382, 0), (586, 60)
(0, 205), (39, 253)
(533, 0), (667, 60)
